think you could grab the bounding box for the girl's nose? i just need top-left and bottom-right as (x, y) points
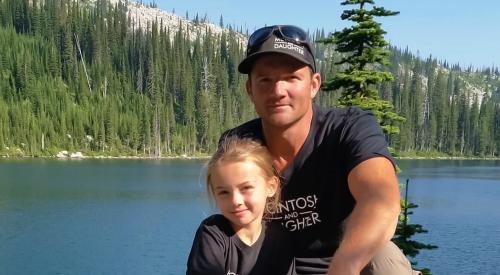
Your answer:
(231, 192), (244, 206)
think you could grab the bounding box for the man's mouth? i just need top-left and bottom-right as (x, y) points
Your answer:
(269, 103), (289, 109)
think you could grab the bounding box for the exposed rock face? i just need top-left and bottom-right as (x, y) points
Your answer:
(56, 151), (84, 158)
(70, 152), (84, 158)
(87, 0), (247, 45)
(56, 151), (69, 158)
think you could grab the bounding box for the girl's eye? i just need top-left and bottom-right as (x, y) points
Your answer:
(242, 185), (254, 192)
(217, 190), (228, 196)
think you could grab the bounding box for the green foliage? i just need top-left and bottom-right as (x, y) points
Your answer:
(320, 0), (405, 136)
(0, 0), (498, 159)
(387, 50), (500, 157)
(321, 1), (443, 273)
(393, 179), (438, 275)
(0, 0), (252, 157)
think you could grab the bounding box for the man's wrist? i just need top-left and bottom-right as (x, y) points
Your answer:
(327, 252), (365, 275)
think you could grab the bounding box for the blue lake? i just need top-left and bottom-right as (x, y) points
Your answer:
(0, 159), (499, 274)
(397, 160), (500, 275)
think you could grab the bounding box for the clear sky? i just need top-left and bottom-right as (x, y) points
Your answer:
(153, 0), (499, 69)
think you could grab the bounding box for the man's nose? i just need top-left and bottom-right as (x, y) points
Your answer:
(271, 80), (286, 97)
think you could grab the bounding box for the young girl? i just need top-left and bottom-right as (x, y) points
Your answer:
(186, 137), (294, 275)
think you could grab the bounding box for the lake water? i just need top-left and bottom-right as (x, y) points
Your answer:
(397, 160), (500, 275)
(0, 159), (499, 275)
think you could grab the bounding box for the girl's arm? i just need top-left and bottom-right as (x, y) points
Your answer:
(186, 221), (226, 275)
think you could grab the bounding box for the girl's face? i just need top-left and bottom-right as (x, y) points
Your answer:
(211, 160), (277, 233)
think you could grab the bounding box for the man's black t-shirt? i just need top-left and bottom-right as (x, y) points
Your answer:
(186, 214), (295, 275)
(222, 105), (394, 274)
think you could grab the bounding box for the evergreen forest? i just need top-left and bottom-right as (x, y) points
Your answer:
(1, 0), (499, 158)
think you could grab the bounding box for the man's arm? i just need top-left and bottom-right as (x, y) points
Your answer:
(327, 157), (401, 275)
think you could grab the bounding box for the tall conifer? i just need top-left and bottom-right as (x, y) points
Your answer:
(321, 0), (404, 137)
(322, 1), (436, 273)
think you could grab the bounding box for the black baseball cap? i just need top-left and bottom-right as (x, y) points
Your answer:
(238, 25), (316, 74)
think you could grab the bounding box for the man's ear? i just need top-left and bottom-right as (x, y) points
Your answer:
(310, 72), (321, 99)
(245, 78), (253, 98)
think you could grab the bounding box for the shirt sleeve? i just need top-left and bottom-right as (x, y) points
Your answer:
(340, 107), (395, 174)
(186, 222), (226, 275)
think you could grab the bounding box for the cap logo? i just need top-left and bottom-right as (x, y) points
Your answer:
(273, 37), (304, 55)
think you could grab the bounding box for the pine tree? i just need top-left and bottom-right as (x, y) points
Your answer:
(494, 104), (500, 156)
(457, 90), (471, 155)
(410, 59), (424, 151)
(479, 94), (494, 156)
(0, 98), (9, 148)
(422, 58), (436, 152)
(393, 179), (438, 275)
(321, 1), (435, 273)
(446, 78), (460, 154)
(432, 69), (447, 151)
(0, 0), (497, 158)
(469, 94), (480, 154)
(321, 0), (405, 137)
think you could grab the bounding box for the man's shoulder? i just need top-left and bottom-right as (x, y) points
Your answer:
(314, 105), (378, 137)
(316, 105), (370, 123)
(220, 118), (263, 141)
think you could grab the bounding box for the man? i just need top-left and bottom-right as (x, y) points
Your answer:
(222, 25), (417, 275)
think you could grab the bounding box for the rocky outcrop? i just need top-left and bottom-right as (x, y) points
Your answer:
(56, 151), (84, 158)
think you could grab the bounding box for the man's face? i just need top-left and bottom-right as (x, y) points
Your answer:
(246, 54), (321, 130)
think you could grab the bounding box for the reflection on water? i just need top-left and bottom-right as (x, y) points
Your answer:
(0, 159), (498, 274)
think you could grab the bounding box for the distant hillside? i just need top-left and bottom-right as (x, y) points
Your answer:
(85, 0), (246, 43)
(0, 0), (498, 157)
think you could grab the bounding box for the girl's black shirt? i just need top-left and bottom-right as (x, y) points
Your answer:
(187, 214), (295, 275)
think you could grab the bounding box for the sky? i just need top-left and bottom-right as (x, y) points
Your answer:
(153, 0), (499, 69)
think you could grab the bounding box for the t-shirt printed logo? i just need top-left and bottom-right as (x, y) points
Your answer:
(268, 194), (321, 231)
(226, 270), (237, 275)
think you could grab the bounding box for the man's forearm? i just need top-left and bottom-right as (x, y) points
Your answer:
(327, 198), (399, 275)
(326, 157), (400, 275)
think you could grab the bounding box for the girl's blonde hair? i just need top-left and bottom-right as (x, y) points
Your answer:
(206, 137), (280, 217)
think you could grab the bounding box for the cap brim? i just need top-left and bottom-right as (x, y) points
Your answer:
(238, 50), (314, 74)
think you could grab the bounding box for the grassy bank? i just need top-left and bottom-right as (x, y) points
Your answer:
(2, 147), (498, 160)
(0, 146), (211, 159)
(393, 150), (500, 160)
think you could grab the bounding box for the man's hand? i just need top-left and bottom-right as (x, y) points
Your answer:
(327, 157), (400, 275)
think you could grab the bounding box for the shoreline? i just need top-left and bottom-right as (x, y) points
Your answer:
(0, 151), (211, 160)
(0, 155), (212, 160)
(1, 154), (499, 161)
(394, 156), (500, 160)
